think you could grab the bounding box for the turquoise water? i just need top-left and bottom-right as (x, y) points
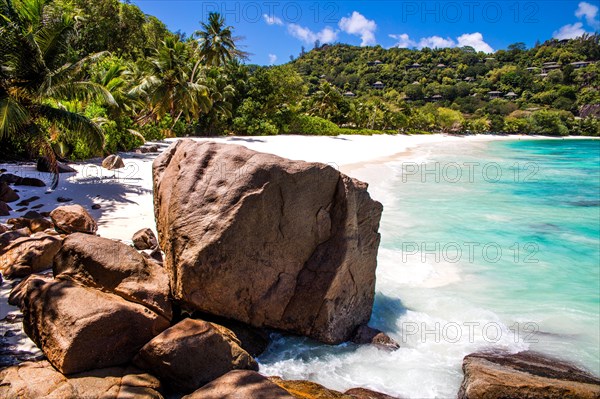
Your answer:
(259, 138), (600, 398)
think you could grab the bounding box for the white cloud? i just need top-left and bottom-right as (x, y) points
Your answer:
(263, 14), (283, 26)
(339, 11), (377, 46)
(553, 22), (587, 40)
(575, 2), (600, 28)
(456, 32), (494, 53)
(268, 54), (277, 65)
(389, 33), (416, 48)
(287, 24), (338, 44)
(390, 32), (493, 53)
(418, 35), (456, 49)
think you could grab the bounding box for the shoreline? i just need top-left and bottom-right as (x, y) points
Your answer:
(1, 133), (598, 397)
(1, 133), (595, 240)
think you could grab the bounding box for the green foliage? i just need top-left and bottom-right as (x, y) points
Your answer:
(530, 110), (572, 136)
(289, 114), (341, 136)
(2, 0), (599, 165)
(436, 107), (464, 132)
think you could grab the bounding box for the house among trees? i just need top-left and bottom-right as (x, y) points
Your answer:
(570, 61), (592, 69)
(343, 91), (356, 97)
(367, 60), (383, 66)
(431, 94), (443, 101)
(542, 62), (561, 73)
(505, 92), (518, 99)
(373, 81), (384, 89)
(407, 63), (421, 69)
(488, 91), (502, 98)
(436, 63), (447, 68)
(464, 76), (475, 82)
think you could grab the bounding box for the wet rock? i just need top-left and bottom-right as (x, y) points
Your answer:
(56, 196), (73, 203)
(345, 388), (401, 399)
(269, 377), (351, 398)
(183, 370), (295, 399)
(351, 325), (400, 351)
(458, 350), (600, 399)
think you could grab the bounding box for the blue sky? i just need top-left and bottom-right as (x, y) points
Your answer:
(131, 1), (600, 65)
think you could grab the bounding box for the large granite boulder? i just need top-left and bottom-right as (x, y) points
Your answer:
(134, 318), (257, 393)
(0, 233), (62, 278)
(53, 233), (172, 320)
(153, 140), (383, 344)
(22, 278), (170, 374)
(50, 205), (97, 234)
(0, 360), (163, 399)
(183, 370), (295, 399)
(458, 350), (600, 399)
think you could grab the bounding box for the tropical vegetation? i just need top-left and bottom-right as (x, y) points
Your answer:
(1, 0), (599, 162)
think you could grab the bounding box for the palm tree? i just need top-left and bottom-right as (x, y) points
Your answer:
(129, 37), (211, 131)
(0, 0), (114, 185)
(194, 12), (248, 67)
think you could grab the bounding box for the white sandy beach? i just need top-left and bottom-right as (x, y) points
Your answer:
(0, 133), (560, 242)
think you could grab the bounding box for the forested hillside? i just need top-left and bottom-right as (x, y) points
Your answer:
(1, 0), (599, 162)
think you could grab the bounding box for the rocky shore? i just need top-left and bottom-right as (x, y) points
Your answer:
(0, 141), (599, 398)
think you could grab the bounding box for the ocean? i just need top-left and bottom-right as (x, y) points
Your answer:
(258, 138), (600, 398)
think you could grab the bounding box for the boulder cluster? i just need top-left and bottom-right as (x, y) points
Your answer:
(0, 142), (399, 398)
(1, 141), (598, 398)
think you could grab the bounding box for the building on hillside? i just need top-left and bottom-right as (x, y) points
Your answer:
(488, 91), (502, 99)
(373, 81), (385, 89)
(407, 63), (421, 69)
(570, 61), (592, 69)
(431, 94), (443, 101)
(343, 91), (356, 97)
(541, 62), (561, 74)
(505, 92), (518, 99)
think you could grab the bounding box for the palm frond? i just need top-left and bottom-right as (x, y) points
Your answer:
(38, 104), (105, 151)
(47, 81), (116, 106)
(0, 95), (30, 139)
